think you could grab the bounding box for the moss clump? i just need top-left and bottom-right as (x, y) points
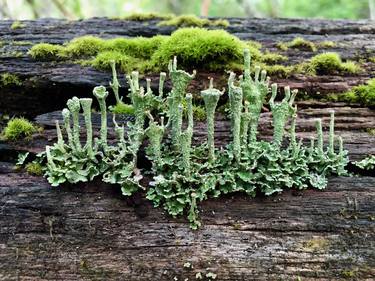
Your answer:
(288, 37), (317, 52)
(158, 15), (229, 28)
(150, 28), (244, 71)
(276, 42), (288, 51)
(29, 43), (65, 60)
(1, 73), (22, 87)
(193, 105), (206, 121)
(25, 162), (43, 176)
(2, 118), (36, 141)
(263, 64), (293, 78)
(122, 13), (173, 21)
(11, 21), (26, 30)
(308, 52), (361, 75)
(60, 35), (106, 58)
(261, 52), (288, 64)
(319, 41), (336, 48)
(330, 79), (375, 106)
(90, 51), (144, 73)
(110, 103), (135, 115)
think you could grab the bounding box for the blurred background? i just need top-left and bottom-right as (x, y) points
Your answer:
(0, 0), (374, 20)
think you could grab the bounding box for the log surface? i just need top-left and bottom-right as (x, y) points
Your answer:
(0, 172), (374, 280)
(0, 17), (374, 116)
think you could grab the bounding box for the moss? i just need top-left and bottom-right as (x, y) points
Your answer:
(332, 79), (375, 106)
(28, 43), (65, 60)
(11, 21), (26, 30)
(246, 40), (262, 50)
(1, 73), (22, 87)
(261, 52), (288, 64)
(276, 42), (288, 51)
(90, 51), (144, 73)
(193, 105), (206, 121)
(303, 237), (329, 251)
(60, 35), (106, 58)
(366, 128), (375, 135)
(319, 41), (336, 48)
(308, 52), (361, 75)
(110, 103), (135, 115)
(369, 57), (375, 63)
(2, 118), (36, 141)
(12, 40), (33, 46)
(341, 269), (356, 278)
(288, 37), (317, 52)
(122, 13), (173, 21)
(25, 162), (43, 176)
(150, 28), (244, 71)
(157, 15), (229, 28)
(263, 64), (293, 78)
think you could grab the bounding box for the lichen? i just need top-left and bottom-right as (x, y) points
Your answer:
(157, 14), (229, 28)
(2, 117), (36, 141)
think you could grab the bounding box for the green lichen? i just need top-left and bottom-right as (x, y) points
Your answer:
(308, 52), (361, 75)
(355, 155), (375, 170)
(2, 117), (36, 141)
(1, 73), (22, 86)
(11, 21), (26, 30)
(157, 15), (229, 28)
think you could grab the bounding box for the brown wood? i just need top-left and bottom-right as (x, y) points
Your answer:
(0, 172), (374, 280)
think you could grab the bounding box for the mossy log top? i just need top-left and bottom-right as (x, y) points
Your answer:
(0, 172), (374, 280)
(0, 17), (375, 116)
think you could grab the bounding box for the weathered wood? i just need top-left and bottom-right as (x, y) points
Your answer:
(0, 172), (374, 280)
(0, 17), (374, 116)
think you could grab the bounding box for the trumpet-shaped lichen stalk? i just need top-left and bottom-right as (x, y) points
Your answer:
(159, 72), (166, 98)
(329, 110), (335, 155)
(228, 72), (243, 162)
(45, 145), (56, 169)
(315, 118), (324, 158)
(109, 60), (121, 105)
(112, 115), (126, 146)
(180, 94), (193, 175)
(55, 120), (65, 151)
(269, 85), (297, 146)
(93, 86), (109, 148)
(145, 112), (165, 170)
(168, 56), (196, 150)
(241, 101), (251, 146)
(66, 97), (82, 152)
(289, 104), (297, 150)
(308, 138), (315, 161)
(201, 78), (223, 162)
(241, 49), (270, 144)
(80, 98), (93, 157)
(338, 136), (344, 157)
(62, 108), (73, 148)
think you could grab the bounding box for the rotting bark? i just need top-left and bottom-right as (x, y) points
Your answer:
(0, 17), (375, 116)
(0, 172), (374, 281)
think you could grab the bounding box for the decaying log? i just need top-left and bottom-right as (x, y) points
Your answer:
(0, 172), (374, 280)
(0, 17), (374, 116)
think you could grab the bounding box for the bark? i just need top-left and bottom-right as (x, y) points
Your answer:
(0, 17), (374, 116)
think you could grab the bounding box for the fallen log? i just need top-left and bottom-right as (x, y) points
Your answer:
(0, 172), (374, 280)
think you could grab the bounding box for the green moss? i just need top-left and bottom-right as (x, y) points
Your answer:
(319, 41), (336, 48)
(122, 13), (173, 21)
(60, 35), (106, 58)
(245, 40), (262, 50)
(28, 43), (65, 60)
(308, 52), (361, 75)
(261, 52), (288, 64)
(369, 57), (375, 63)
(11, 21), (26, 30)
(288, 37), (317, 52)
(25, 162), (43, 176)
(341, 269), (356, 278)
(110, 103), (135, 115)
(276, 42), (288, 51)
(332, 79), (375, 106)
(90, 51), (144, 73)
(193, 105), (206, 121)
(150, 28), (244, 71)
(263, 64), (293, 78)
(303, 237), (329, 251)
(2, 118), (36, 141)
(1, 73), (22, 86)
(366, 128), (375, 135)
(157, 15), (229, 28)
(12, 40), (33, 46)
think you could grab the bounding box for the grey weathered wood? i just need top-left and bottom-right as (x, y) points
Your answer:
(0, 17), (374, 116)
(0, 172), (374, 280)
